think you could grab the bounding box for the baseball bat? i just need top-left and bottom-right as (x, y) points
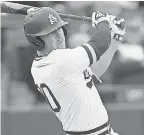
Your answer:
(0, 2), (92, 21)
(0, 2), (125, 29)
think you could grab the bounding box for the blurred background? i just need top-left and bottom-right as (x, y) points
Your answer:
(1, 1), (144, 135)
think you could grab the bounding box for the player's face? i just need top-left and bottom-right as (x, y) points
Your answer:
(40, 28), (66, 51)
(53, 28), (66, 49)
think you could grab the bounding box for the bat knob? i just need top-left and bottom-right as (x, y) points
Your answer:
(114, 18), (126, 30)
(120, 21), (126, 30)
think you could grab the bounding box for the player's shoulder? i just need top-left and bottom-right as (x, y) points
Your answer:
(31, 49), (71, 68)
(52, 48), (72, 57)
(50, 47), (85, 59)
(31, 49), (74, 81)
(31, 47), (84, 71)
(48, 48), (80, 63)
(34, 49), (68, 61)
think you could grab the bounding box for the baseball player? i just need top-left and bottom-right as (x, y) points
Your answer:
(24, 7), (126, 135)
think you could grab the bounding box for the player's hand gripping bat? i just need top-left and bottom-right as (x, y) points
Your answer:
(0, 2), (125, 30)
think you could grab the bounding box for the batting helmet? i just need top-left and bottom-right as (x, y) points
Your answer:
(24, 7), (68, 50)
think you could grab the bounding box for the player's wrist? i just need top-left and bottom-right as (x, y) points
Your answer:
(110, 38), (120, 48)
(96, 21), (109, 29)
(111, 32), (124, 42)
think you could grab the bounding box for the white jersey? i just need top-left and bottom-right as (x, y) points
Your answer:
(31, 44), (110, 135)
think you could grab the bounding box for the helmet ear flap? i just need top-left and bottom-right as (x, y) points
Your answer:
(24, 26), (45, 50)
(35, 36), (45, 50)
(25, 34), (45, 50)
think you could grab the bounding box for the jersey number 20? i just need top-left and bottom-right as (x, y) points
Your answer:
(36, 83), (61, 113)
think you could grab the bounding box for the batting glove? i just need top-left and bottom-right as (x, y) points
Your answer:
(106, 14), (126, 42)
(92, 11), (108, 28)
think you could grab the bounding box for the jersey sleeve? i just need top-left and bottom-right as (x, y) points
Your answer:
(63, 43), (98, 72)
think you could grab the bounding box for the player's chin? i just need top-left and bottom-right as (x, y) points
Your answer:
(57, 41), (66, 49)
(58, 43), (66, 49)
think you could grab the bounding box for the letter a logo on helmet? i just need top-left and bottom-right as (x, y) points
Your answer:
(48, 14), (57, 24)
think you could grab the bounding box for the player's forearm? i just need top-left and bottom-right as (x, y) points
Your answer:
(86, 21), (111, 62)
(91, 39), (119, 78)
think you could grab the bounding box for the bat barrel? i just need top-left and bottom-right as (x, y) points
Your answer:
(1, 2), (31, 15)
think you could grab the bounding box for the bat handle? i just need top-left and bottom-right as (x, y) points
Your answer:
(59, 13), (92, 22)
(60, 12), (125, 30)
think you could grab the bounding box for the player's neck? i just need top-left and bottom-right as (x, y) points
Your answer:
(37, 48), (52, 57)
(37, 41), (57, 56)
(36, 41), (66, 57)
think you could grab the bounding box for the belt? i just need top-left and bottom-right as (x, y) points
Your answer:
(65, 121), (111, 135)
